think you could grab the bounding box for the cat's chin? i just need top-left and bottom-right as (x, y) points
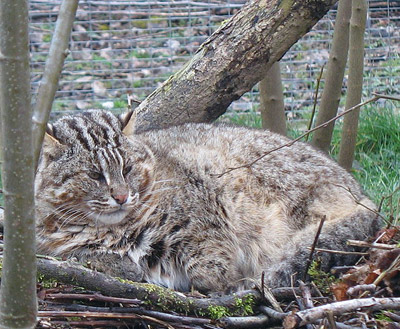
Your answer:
(90, 209), (129, 225)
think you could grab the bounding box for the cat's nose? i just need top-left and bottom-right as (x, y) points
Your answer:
(112, 194), (128, 205)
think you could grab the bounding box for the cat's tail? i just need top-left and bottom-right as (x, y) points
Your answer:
(263, 206), (382, 287)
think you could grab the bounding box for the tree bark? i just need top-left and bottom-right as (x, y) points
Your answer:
(259, 62), (286, 135)
(311, 0), (352, 152)
(37, 258), (262, 317)
(338, 0), (368, 170)
(0, 0), (37, 328)
(32, 0), (79, 168)
(134, 0), (339, 132)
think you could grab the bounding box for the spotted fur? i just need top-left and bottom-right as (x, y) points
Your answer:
(35, 109), (381, 293)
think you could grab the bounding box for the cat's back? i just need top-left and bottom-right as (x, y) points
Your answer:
(139, 122), (357, 190)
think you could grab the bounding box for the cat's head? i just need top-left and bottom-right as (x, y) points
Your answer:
(35, 109), (155, 226)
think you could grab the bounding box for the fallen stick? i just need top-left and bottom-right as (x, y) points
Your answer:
(347, 240), (398, 250)
(45, 292), (142, 305)
(283, 297), (400, 328)
(346, 284), (376, 297)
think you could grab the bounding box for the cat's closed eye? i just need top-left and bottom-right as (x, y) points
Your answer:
(123, 165), (132, 176)
(88, 171), (105, 181)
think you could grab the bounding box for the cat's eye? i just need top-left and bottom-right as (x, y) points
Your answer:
(123, 165), (132, 176)
(88, 171), (104, 181)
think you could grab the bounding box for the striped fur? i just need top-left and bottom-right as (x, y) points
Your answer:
(35, 110), (381, 293)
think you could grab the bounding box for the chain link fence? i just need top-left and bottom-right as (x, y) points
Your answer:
(29, 0), (400, 123)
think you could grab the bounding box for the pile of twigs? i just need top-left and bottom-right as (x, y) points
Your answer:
(1, 224), (400, 328)
(33, 228), (400, 328)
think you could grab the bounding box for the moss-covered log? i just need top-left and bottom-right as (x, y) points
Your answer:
(37, 258), (302, 319)
(135, 0), (339, 132)
(37, 258), (261, 318)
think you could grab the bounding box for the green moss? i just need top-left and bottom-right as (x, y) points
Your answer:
(115, 276), (137, 285)
(307, 259), (337, 293)
(207, 305), (230, 319)
(233, 294), (255, 316)
(134, 282), (191, 314)
(375, 311), (393, 322)
(37, 273), (58, 289)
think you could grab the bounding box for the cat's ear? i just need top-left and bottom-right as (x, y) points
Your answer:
(43, 123), (61, 151)
(120, 110), (137, 136)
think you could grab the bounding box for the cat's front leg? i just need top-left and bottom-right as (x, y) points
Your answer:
(185, 249), (248, 294)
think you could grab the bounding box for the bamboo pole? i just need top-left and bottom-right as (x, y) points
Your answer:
(311, 0), (352, 152)
(338, 0), (368, 170)
(259, 62), (287, 135)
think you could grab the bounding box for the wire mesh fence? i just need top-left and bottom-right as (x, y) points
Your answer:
(29, 0), (400, 123)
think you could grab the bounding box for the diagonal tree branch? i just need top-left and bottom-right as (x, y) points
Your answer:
(134, 0), (339, 132)
(32, 0), (79, 168)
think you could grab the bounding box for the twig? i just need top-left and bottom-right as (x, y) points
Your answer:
(46, 320), (138, 327)
(303, 216), (326, 281)
(330, 266), (356, 275)
(260, 280), (283, 313)
(61, 303), (214, 327)
(325, 310), (337, 329)
(311, 248), (368, 256)
(305, 64), (325, 141)
(259, 305), (287, 320)
(333, 184), (385, 220)
(218, 314), (271, 329)
(215, 94), (386, 178)
(346, 240), (398, 250)
(346, 284), (376, 297)
(45, 292), (142, 305)
(38, 311), (174, 328)
(371, 92), (400, 101)
(283, 297), (400, 328)
(382, 311), (400, 322)
(299, 282), (313, 309)
(359, 253), (400, 298)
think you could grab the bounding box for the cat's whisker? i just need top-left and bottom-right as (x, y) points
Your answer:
(58, 209), (87, 230)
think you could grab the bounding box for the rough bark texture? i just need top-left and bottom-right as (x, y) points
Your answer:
(134, 0), (339, 132)
(338, 0), (368, 170)
(37, 258), (262, 317)
(259, 62), (286, 135)
(311, 0), (352, 152)
(0, 0), (37, 328)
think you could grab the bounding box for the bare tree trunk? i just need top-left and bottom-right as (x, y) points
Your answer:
(0, 0), (37, 328)
(32, 0), (79, 168)
(134, 0), (339, 132)
(311, 0), (352, 152)
(259, 62), (286, 135)
(338, 0), (368, 170)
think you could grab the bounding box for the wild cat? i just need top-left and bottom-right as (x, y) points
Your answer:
(33, 109), (380, 293)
